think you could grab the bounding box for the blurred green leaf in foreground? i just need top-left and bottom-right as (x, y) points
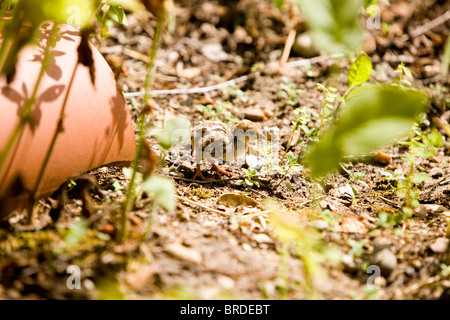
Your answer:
(306, 85), (429, 178)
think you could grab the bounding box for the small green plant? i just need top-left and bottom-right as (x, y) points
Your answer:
(347, 240), (366, 259)
(276, 151), (303, 189)
(380, 169), (406, 190)
(370, 210), (405, 237)
(277, 76), (304, 106)
(226, 84), (248, 103)
(441, 264), (450, 277)
(265, 199), (340, 299)
(317, 83), (339, 136)
(393, 60), (413, 87)
(237, 166), (260, 188)
(196, 101), (238, 124)
(94, 1), (128, 42)
(394, 114), (443, 217)
(123, 167), (176, 240)
(306, 84), (428, 178)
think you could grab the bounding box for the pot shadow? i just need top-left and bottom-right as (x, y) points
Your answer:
(1, 81), (65, 185)
(89, 86), (133, 168)
(28, 23), (75, 82)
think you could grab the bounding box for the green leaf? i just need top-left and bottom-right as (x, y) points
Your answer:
(427, 128), (444, 147)
(150, 117), (191, 150)
(64, 219), (88, 248)
(293, 0), (364, 54)
(348, 52), (372, 88)
(412, 173), (430, 184)
(109, 5), (128, 25)
(306, 85), (428, 178)
(142, 176), (176, 211)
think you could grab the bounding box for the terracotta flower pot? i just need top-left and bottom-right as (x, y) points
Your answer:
(0, 24), (136, 208)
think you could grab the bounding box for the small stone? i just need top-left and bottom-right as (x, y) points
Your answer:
(342, 254), (358, 272)
(430, 238), (449, 253)
(252, 233), (274, 244)
(217, 275), (235, 290)
(200, 43), (232, 62)
(309, 219), (328, 231)
(245, 154), (264, 170)
(293, 32), (319, 58)
(165, 243), (202, 264)
(415, 204), (450, 217)
(263, 109), (273, 118)
(430, 167), (444, 179)
(373, 276), (387, 288)
(244, 108), (267, 122)
(125, 264), (155, 291)
(371, 248), (397, 276)
(374, 151), (392, 165)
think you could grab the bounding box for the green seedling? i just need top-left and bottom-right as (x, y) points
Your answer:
(317, 83), (339, 136)
(266, 199), (340, 299)
(237, 166), (260, 188)
(95, 1), (128, 41)
(278, 76), (304, 106)
(393, 61), (413, 87)
(394, 113), (443, 217)
(226, 84), (248, 103)
(380, 169), (406, 190)
(196, 101), (238, 124)
(347, 240), (366, 259)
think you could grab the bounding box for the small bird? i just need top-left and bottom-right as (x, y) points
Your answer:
(169, 119), (260, 180)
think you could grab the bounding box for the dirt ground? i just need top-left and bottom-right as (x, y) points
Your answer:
(1, 0), (450, 300)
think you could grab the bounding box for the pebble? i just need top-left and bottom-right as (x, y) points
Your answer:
(342, 254), (359, 272)
(165, 243), (202, 264)
(415, 204), (450, 217)
(430, 238), (449, 253)
(200, 43), (232, 63)
(244, 108), (267, 122)
(373, 276), (387, 288)
(309, 219), (328, 231)
(252, 233), (274, 244)
(292, 32), (319, 58)
(429, 167), (444, 179)
(245, 154), (264, 170)
(370, 248), (397, 276)
(217, 275), (235, 290)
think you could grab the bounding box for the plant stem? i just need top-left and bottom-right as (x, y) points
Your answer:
(118, 8), (166, 243)
(279, 113), (299, 164)
(0, 23), (60, 180)
(0, 3), (20, 73)
(28, 39), (78, 223)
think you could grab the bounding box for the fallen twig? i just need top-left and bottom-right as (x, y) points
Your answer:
(409, 10), (450, 38)
(379, 196), (400, 207)
(175, 195), (234, 216)
(122, 54), (344, 99)
(169, 174), (246, 184)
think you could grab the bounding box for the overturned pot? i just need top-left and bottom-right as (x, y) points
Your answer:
(0, 24), (136, 212)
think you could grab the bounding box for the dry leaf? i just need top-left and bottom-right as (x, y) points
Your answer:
(218, 193), (259, 207)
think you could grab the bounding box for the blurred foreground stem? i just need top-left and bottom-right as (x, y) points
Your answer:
(118, 8), (166, 242)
